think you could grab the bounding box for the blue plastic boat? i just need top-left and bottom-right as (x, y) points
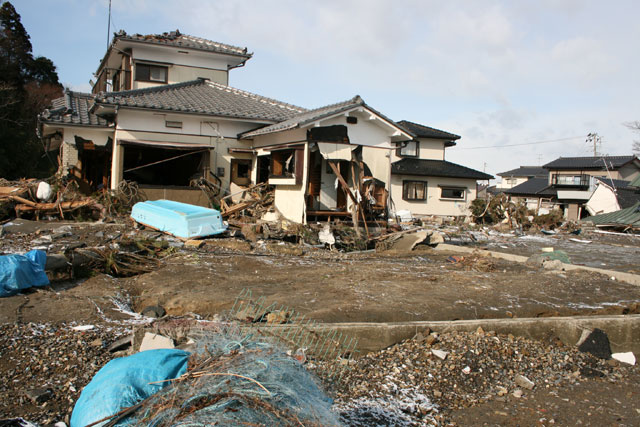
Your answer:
(131, 200), (227, 239)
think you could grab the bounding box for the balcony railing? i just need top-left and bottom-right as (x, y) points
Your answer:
(551, 174), (590, 187)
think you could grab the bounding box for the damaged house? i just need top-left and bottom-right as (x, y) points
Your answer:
(504, 155), (640, 219)
(39, 30), (490, 224)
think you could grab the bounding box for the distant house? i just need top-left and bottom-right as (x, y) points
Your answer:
(496, 166), (547, 190)
(39, 30), (492, 223)
(504, 155), (640, 219)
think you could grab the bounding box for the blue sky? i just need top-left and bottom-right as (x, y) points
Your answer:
(16, 0), (640, 179)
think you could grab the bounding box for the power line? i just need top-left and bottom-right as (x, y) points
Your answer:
(456, 135), (587, 150)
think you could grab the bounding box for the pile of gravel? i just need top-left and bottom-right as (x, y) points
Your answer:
(321, 328), (633, 426)
(0, 323), (127, 425)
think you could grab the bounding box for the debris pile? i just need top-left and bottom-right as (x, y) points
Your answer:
(0, 178), (105, 221)
(327, 328), (637, 425)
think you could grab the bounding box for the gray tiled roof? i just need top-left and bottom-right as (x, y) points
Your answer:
(39, 91), (110, 127)
(391, 158), (493, 180)
(498, 166), (547, 178)
(396, 120), (460, 140)
(240, 96), (365, 138)
(95, 79), (306, 122)
(504, 177), (556, 197)
(594, 177), (631, 189)
(616, 188), (640, 209)
(543, 156), (638, 170)
(114, 30), (252, 59)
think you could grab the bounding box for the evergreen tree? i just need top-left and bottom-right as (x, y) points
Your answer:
(0, 1), (63, 179)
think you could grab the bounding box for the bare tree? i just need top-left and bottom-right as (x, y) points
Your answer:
(625, 121), (640, 155)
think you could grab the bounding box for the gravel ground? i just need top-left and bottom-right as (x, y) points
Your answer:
(324, 328), (639, 426)
(0, 323), (128, 425)
(0, 321), (637, 426)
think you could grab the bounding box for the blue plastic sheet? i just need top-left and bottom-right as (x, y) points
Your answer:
(0, 250), (49, 297)
(70, 349), (190, 427)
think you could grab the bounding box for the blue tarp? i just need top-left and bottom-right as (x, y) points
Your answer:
(70, 349), (190, 427)
(0, 250), (49, 297)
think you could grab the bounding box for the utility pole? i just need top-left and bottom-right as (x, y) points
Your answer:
(586, 133), (601, 156)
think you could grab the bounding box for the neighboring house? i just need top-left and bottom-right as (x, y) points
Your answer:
(39, 30), (491, 223)
(504, 155), (640, 220)
(389, 120), (492, 218)
(496, 166), (547, 190)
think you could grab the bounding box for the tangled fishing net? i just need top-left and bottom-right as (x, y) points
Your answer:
(124, 326), (340, 426)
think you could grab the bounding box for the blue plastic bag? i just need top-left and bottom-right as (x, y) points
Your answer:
(70, 349), (190, 427)
(0, 250), (49, 297)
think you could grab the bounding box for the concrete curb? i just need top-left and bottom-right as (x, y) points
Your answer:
(301, 315), (640, 355)
(434, 243), (640, 286)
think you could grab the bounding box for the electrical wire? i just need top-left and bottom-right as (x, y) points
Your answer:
(456, 135), (587, 150)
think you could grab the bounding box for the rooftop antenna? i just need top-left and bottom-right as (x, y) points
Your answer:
(106, 0), (112, 50)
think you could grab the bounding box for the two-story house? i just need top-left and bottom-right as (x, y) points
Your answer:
(39, 30), (491, 224)
(496, 166), (547, 190)
(389, 120), (492, 219)
(505, 155), (640, 219)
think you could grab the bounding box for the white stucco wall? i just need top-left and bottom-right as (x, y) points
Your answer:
(585, 183), (620, 216)
(390, 175), (477, 217)
(496, 176), (529, 189)
(272, 143), (309, 223)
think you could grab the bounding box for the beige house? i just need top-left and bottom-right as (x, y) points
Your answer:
(389, 121), (492, 219)
(496, 166), (547, 190)
(39, 30), (490, 223)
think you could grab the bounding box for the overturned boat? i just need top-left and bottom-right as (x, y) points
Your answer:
(131, 200), (227, 239)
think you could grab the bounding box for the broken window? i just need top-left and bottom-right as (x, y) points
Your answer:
(271, 149), (296, 178)
(440, 186), (465, 200)
(397, 141), (419, 157)
(403, 180), (427, 201)
(122, 145), (208, 186)
(231, 159), (251, 186)
(135, 63), (168, 83)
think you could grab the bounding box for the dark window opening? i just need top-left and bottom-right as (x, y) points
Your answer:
(123, 145), (207, 186)
(231, 159), (251, 186)
(440, 187), (465, 200)
(403, 180), (427, 201)
(271, 150), (296, 178)
(135, 63), (168, 83)
(257, 156), (270, 184)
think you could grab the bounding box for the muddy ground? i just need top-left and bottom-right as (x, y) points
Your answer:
(2, 245), (640, 327)
(1, 219), (639, 425)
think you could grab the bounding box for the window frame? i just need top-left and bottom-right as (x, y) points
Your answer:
(396, 140), (419, 158)
(439, 186), (466, 200)
(134, 63), (168, 83)
(402, 180), (427, 201)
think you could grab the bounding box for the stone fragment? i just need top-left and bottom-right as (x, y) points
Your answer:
(431, 349), (448, 360)
(515, 374), (535, 390)
(141, 305), (166, 319)
(89, 338), (103, 347)
(108, 335), (133, 353)
(496, 386), (508, 396)
(512, 389), (523, 398)
(427, 232), (445, 245)
(23, 388), (53, 404)
(425, 334), (438, 346)
(433, 390), (442, 398)
(577, 328), (612, 359)
(265, 310), (290, 324)
(462, 366), (471, 374)
(611, 352), (636, 365)
(139, 332), (175, 352)
(184, 239), (205, 248)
